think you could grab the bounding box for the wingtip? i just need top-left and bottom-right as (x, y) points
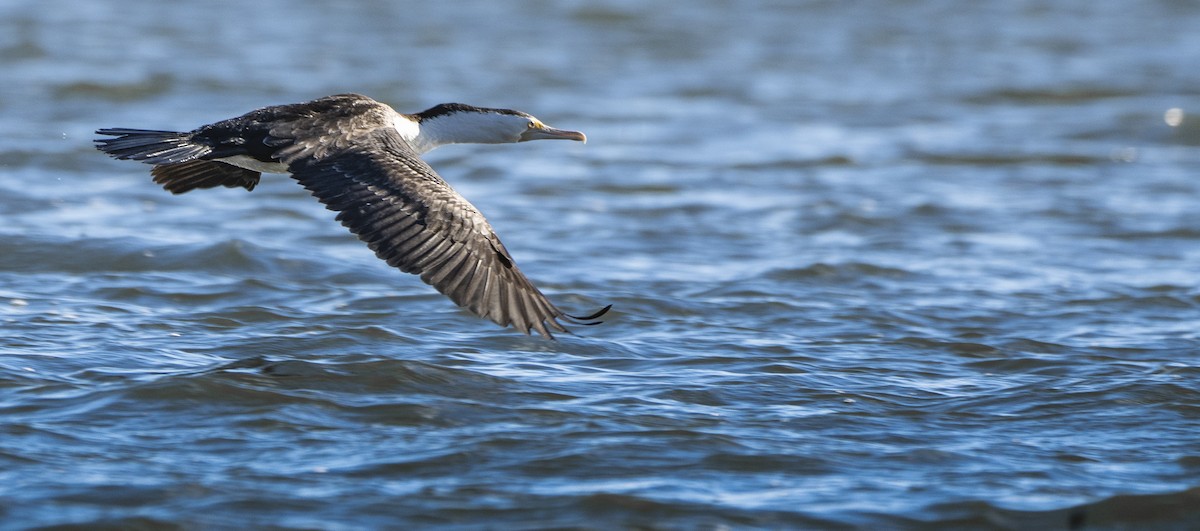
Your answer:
(521, 304), (612, 339)
(566, 304), (612, 323)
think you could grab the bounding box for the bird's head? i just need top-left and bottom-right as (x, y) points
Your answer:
(411, 103), (586, 151)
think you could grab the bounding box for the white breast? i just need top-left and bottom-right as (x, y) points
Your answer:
(393, 114), (431, 153)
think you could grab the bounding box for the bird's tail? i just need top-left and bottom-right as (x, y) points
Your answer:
(94, 128), (211, 164)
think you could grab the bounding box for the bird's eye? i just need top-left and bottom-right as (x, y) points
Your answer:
(527, 121), (539, 129)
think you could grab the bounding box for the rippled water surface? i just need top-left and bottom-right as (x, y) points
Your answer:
(4, 0), (1200, 528)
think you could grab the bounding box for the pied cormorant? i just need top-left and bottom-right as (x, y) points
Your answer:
(95, 93), (609, 338)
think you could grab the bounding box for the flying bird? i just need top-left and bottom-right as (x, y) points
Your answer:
(95, 93), (609, 338)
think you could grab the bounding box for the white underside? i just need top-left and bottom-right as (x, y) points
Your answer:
(217, 155), (289, 174)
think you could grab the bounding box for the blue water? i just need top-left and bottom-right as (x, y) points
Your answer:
(3, 0), (1200, 528)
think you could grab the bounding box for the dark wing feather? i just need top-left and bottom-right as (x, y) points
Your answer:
(151, 160), (261, 194)
(278, 126), (606, 338)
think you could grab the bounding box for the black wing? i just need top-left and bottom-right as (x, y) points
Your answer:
(279, 126), (607, 338)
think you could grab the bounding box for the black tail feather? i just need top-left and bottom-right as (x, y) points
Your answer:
(94, 128), (211, 164)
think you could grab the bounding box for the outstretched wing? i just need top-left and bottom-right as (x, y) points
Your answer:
(277, 125), (607, 338)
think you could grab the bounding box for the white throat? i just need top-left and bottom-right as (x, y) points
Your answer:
(395, 111), (525, 155)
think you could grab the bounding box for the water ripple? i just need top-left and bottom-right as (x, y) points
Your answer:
(3, 0), (1200, 528)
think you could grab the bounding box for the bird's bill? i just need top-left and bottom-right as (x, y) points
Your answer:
(520, 125), (587, 143)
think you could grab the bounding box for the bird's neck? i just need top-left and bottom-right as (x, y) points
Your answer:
(394, 111), (515, 154)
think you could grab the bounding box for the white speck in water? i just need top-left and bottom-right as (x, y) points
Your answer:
(11, 299), (28, 306)
(169, 332), (182, 337)
(1110, 146), (1138, 163)
(1165, 107), (1184, 127)
(23, 367), (36, 372)
(843, 398), (857, 404)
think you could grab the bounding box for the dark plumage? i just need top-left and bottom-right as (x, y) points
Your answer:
(95, 94), (608, 338)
